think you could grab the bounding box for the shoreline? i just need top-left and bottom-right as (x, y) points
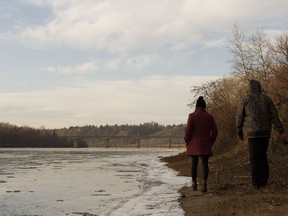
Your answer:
(162, 150), (288, 216)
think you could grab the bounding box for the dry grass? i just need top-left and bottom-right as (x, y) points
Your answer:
(162, 144), (288, 216)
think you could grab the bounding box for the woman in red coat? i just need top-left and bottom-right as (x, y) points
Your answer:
(184, 96), (218, 192)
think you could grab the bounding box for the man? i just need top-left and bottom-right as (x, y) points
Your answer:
(236, 79), (286, 188)
(184, 96), (218, 192)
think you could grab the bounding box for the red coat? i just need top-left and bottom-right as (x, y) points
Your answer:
(184, 108), (218, 156)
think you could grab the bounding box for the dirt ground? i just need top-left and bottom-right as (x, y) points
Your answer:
(162, 144), (288, 216)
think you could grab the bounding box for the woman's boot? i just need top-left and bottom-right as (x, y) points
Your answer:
(201, 180), (207, 192)
(192, 181), (197, 191)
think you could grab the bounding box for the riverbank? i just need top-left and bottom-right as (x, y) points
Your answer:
(162, 145), (288, 216)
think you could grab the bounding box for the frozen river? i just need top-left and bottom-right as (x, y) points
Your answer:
(0, 148), (190, 216)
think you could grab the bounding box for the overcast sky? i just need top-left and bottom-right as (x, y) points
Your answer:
(0, 0), (287, 129)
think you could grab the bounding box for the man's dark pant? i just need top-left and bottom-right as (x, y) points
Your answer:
(191, 156), (209, 182)
(248, 137), (269, 187)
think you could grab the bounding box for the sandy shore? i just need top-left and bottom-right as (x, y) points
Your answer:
(163, 147), (288, 216)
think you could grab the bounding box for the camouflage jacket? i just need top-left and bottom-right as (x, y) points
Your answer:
(236, 80), (284, 138)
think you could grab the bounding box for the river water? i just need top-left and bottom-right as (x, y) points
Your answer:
(0, 148), (190, 216)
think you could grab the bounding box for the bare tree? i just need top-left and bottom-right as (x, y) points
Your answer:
(229, 23), (254, 82)
(229, 24), (277, 91)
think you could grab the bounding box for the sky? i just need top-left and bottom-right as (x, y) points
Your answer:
(0, 0), (287, 129)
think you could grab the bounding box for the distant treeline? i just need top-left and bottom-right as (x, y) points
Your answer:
(55, 122), (184, 137)
(0, 122), (185, 148)
(54, 123), (185, 147)
(0, 123), (74, 148)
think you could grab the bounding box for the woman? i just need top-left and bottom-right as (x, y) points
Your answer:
(184, 96), (218, 192)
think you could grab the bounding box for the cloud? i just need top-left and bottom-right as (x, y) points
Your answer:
(204, 37), (227, 48)
(13, 0), (287, 53)
(0, 75), (218, 128)
(45, 61), (98, 74)
(44, 53), (157, 78)
(20, 0), (46, 6)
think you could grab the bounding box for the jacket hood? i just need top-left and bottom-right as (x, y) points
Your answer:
(249, 80), (262, 94)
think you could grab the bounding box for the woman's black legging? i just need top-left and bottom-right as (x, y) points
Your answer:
(191, 155), (209, 182)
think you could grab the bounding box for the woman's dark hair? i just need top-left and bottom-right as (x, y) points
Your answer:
(196, 96), (206, 109)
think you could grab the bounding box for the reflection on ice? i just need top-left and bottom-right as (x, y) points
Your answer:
(0, 148), (189, 216)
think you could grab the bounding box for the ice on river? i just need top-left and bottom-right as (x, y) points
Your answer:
(0, 148), (190, 216)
